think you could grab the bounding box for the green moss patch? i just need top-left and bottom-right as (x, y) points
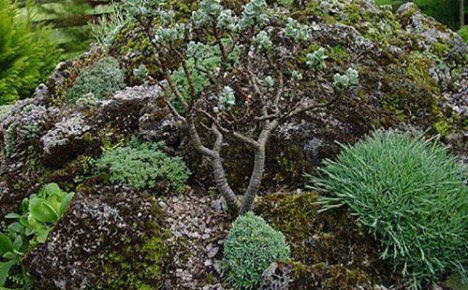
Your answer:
(256, 192), (403, 289)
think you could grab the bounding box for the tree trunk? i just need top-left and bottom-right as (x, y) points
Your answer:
(211, 153), (241, 212)
(461, 0), (465, 28)
(239, 120), (279, 215)
(239, 145), (266, 214)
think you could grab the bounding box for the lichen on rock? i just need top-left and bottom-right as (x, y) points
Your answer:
(23, 184), (170, 290)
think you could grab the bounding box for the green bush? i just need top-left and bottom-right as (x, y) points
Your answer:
(458, 26), (468, 43)
(95, 140), (190, 192)
(309, 131), (468, 289)
(223, 212), (290, 290)
(0, 0), (60, 105)
(66, 57), (125, 104)
(0, 183), (74, 287)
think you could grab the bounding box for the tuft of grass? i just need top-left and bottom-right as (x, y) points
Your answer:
(308, 131), (467, 289)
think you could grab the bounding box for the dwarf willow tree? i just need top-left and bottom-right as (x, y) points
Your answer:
(126, 0), (358, 214)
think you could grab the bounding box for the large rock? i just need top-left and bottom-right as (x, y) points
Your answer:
(24, 184), (170, 290)
(1, 0), (466, 217)
(0, 0), (465, 288)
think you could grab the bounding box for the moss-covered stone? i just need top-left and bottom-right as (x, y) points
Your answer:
(24, 185), (171, 290)
(256, 192), (404, 289)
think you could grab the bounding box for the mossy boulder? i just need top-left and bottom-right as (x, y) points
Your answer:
(256, 192), (404, 289)
(23, 184), (170, 290)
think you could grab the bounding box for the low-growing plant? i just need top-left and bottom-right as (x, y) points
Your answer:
(308, 131), (468, 289)
(223, 212), (290, 290)
(95, 139), (190, 192)
(0, 183), (74, 287)
(66, 57), (125, 104)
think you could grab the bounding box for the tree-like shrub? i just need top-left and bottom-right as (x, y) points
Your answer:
(309, 131), (468, 289)
(124, 0), (359, 215)
(223, 212), (290, 290)
(0, 0), (60, 104)
(95, 140), (190, 192)
(66, 57), (125, 104)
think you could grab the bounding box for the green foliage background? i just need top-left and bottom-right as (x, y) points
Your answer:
(0, 0), (59, 105)
(375, 0), (465, 30)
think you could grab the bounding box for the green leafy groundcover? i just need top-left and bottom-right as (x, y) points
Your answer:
(0, 0), (60, 105)
(309, 131), (467, 289)
(96, 139), (190, 192)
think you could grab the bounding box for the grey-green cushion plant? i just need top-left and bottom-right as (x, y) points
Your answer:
(0, 183), (74, 287)
(223, 212), (290, 290)
(308, 131), (468, 289)
(95, 140), (190, 192)
(66, 57), (125, 104)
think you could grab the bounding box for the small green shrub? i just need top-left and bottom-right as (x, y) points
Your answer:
(66, 57), (125, 104)
(95, 140), (190, 192)
(0, 183), (74, 287)
(458, 26), (468, 43)
(223, 212), (290, 290)
(0, 0), (60, 104)
(309, 131), (468, 289)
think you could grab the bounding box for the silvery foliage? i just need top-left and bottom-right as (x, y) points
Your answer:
(218, 86), (236, 110)
(138, 0), (359, 113)
(133, 64), (149, 84)
(306, 47), (328, 69)
(192, 0), (237, 30)
(76, 93), (99, 110)
(253, 31), (273, 50)
(124, 0), (163, 17)
(291, 70), (303, 81)
(154, 9), (185, 43)
(333, 68), (359, 90)
(239, 0), (269, 31)
(284, 17), (310, 42)
(264, 76), (275, 88)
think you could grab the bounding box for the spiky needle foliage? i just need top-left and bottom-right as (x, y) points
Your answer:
(309, 131), (468, 289)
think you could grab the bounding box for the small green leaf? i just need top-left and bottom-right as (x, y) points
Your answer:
(0, 233), (13, 254)
(58, 192), (75, 217)
(35, 230), (50, 244)
(41, 182), (61, 197)
(29, 198), (59, 224)
(4, 213), (21, 219)
(0, 260), (15, 286)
